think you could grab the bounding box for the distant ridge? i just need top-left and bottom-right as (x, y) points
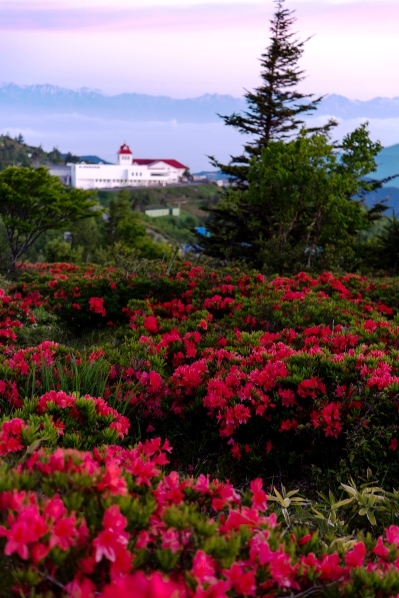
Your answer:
(2, 83), (399, 122)
(0, 83), (245, 123)
(316, 94), (399, 119)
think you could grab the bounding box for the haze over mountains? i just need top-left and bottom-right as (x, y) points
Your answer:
(1, 83), (399, 182)
(2, 83), (399, 122)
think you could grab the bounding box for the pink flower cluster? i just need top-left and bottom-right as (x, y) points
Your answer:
(4, 265), (399, 466)
(0, 286), (42, 344)
(0, 438), (398, 596)
(0, 390), (130, 456)
(0, 418), (27, 455)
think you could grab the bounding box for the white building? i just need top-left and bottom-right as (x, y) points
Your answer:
(70, 144), (187, 190)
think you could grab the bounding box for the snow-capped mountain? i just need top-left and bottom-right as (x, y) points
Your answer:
(1, 84), (399, 122)
(0, 83), (246, 123)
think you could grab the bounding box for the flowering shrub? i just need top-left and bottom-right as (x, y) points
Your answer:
(6, 263), (399, 593)
(0, 390), (130, 454)
(14, 261), (187, 331)
(0, 285), (42, 345)
(6, 263), (399, 485)
(1, 439), (399, 596)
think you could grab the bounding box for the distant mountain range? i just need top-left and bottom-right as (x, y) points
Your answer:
(1, 83), (398, 184)
(316, 95), (399, 120)
(2, 83), (399, 123)
(0, 83), (245, 123)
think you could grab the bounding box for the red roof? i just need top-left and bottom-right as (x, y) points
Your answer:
(133, 159), (187, 170)
(118, 143), (133, 155)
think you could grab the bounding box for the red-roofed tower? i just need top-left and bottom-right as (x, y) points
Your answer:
(117, 143), (133, 166)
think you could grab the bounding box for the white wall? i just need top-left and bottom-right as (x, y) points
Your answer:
(70, 161), (184, 189)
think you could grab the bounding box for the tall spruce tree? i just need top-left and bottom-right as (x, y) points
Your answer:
(199, 0), (395, 270)
(209, 0), (334, 186)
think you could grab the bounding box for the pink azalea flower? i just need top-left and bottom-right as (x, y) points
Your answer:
(99, 571), (184, 598)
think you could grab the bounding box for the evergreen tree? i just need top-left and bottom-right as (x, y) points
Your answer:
(209, 0), (334, 186)
(200, 0), (391, 270)
(203, 126), (382, 274)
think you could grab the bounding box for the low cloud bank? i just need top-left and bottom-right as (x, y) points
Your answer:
(3, 112), (399, 175)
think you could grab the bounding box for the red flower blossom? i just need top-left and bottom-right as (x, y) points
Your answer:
(223, 562), (256, 596)
(372, 536), (389, 560)
(92, 505), (128, 563)
(143, 315), (159, 334)
(386, 525), (399, 546)
(0, 505), (48, 560)
(389, 438), (398, 451)
(49, 513), (78, 551)
(297, 377), (326, 399)
(345, 541), (366, 568)
(192, 549), (217, 585)
(250, 478), (267, 511)
(279, 418), (299, 432)
(96, 462), (128, 496)
(89, 297), (106, 317)
(279, 388), (297, 407)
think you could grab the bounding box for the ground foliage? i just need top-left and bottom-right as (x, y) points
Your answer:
(1, 261), (399, 595)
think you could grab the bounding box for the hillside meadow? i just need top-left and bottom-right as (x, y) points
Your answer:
(1, 260), (399, 596)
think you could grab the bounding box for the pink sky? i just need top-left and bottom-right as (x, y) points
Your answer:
(0, 0), (398, 99)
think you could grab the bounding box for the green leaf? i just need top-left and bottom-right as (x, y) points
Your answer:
(333, 498), (354, 509)
(341, 484), (358, 497)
